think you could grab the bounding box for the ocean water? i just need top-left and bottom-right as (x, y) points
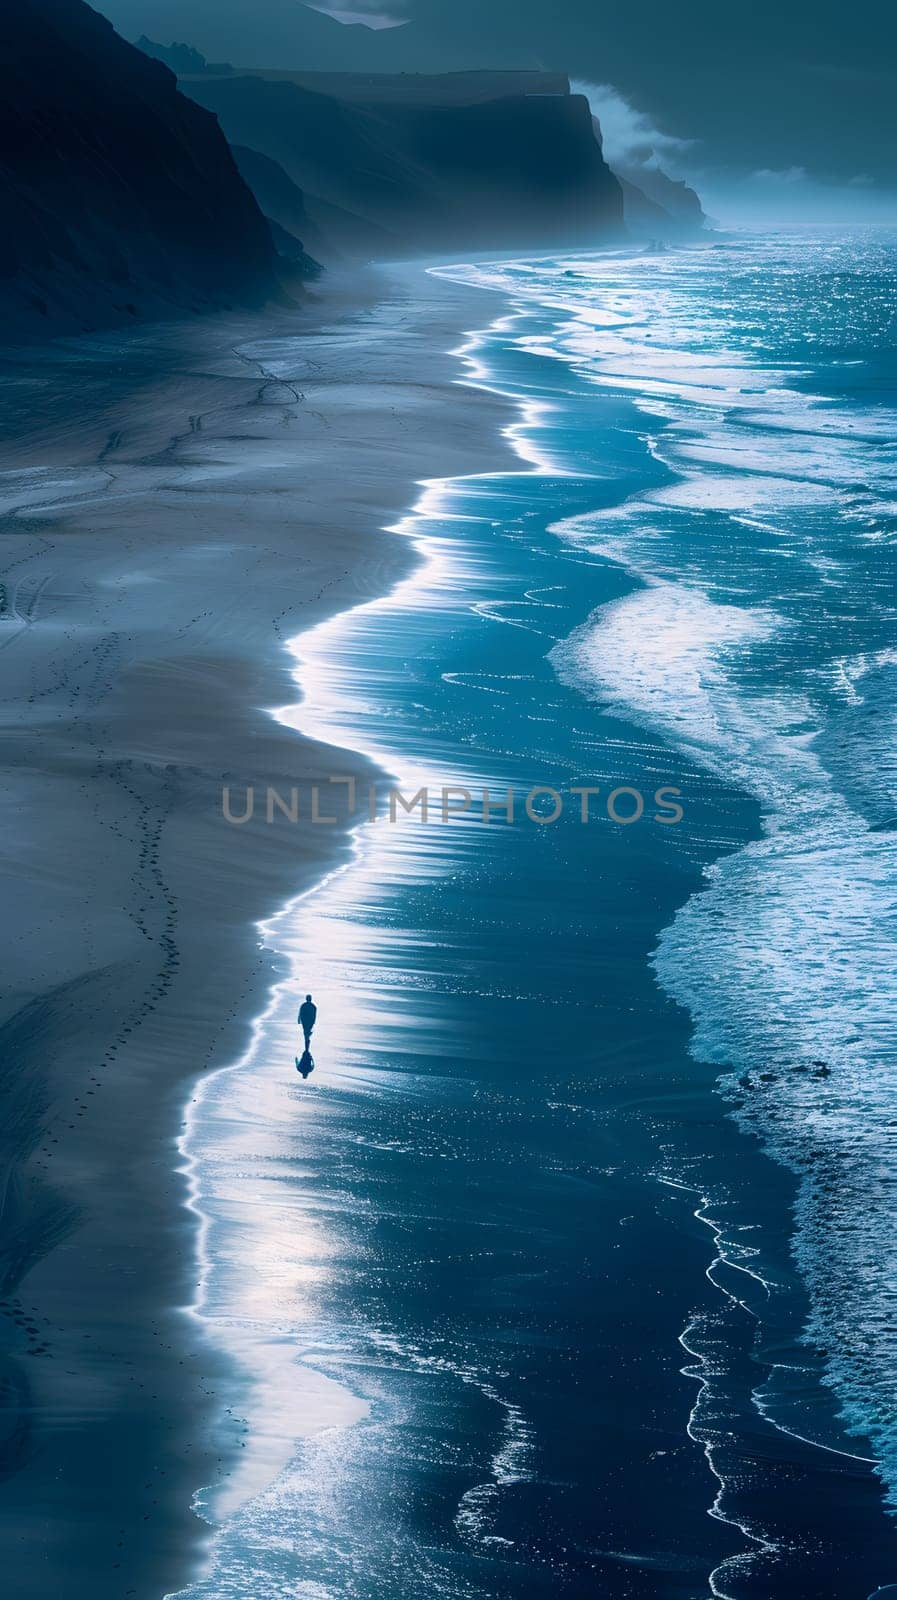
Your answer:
(171, 230), (897, 1600)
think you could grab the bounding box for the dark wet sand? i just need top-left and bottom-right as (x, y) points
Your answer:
(0, 265), (515, 1600)
(161, 295), (897, 1600)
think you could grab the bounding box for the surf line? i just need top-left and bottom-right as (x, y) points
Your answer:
(172, 277), (572, 1555)
(656, 1173), (782, 1599)
(656, 1170), (877, 1600)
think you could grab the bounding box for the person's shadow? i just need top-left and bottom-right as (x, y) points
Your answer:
(295, 1049), (315, 1080)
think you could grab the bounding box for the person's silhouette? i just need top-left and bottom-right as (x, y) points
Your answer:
(295, 1049), (315, 1079)
(299, 993), (317, 1050)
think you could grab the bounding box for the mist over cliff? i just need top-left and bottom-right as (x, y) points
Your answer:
(140, 41), (706, 254)
(0, 0), (714, 348)
(96, 0), (897, 223)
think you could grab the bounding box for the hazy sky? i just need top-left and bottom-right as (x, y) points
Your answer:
(99, 0), (897, 221)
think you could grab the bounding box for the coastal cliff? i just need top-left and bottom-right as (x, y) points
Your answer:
(616, 163), (706, 236)
(146, 40), (705, 254)
(183, 69), (625, 259)
(0, 0), (281, 339)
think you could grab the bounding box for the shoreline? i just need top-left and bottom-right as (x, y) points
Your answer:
(172, 469), (495, 1549)
(0, 263), (518, 1599)
(444, 248), (897, 1593)
(162, 272), (747, 1598)
(6, 234), (896, 1600)
(166, 250), (897, 1600)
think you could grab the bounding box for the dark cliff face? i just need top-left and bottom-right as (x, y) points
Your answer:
(0, 0), (280, 339)
(619, 164), (706, 231)
(184, 71), (624, 260)
(230, 144), (316, 245)
(229, 143), (387, 266)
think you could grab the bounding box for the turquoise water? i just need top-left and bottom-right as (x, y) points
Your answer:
(172, 230), (897, 1599)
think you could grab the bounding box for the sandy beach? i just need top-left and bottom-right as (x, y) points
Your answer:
(155, 237), (897, 1600)
(0, 264), (516, 1599)
(5, 232), (897, 1600)
(6, 0), (895, 1589)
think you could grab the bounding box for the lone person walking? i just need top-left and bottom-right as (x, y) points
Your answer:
(299, 993), (317, 1050)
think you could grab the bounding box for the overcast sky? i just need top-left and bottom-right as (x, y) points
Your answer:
(99, 0), (897, 220)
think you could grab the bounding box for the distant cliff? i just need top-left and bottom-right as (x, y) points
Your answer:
(183, 70), (625, 260)
(616, 163), (706, 236)
(0, 0), (282, 340)
(229, 144), (390, 265)
(586, 113), (706, 240)
(136, 35), (234, 76)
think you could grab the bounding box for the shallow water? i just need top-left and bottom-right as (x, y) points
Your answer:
(171, 231), (897, 1600)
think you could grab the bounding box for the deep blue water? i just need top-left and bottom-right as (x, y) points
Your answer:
(172, 229), (897, 1600)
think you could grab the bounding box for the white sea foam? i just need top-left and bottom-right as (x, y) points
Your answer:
(552, 580), (786, 791)
(449, 236), (897, 1525)
(433, 247), (897, 1600)
(173, 235), (897, 1598)
(168, 328), (543, 1598)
